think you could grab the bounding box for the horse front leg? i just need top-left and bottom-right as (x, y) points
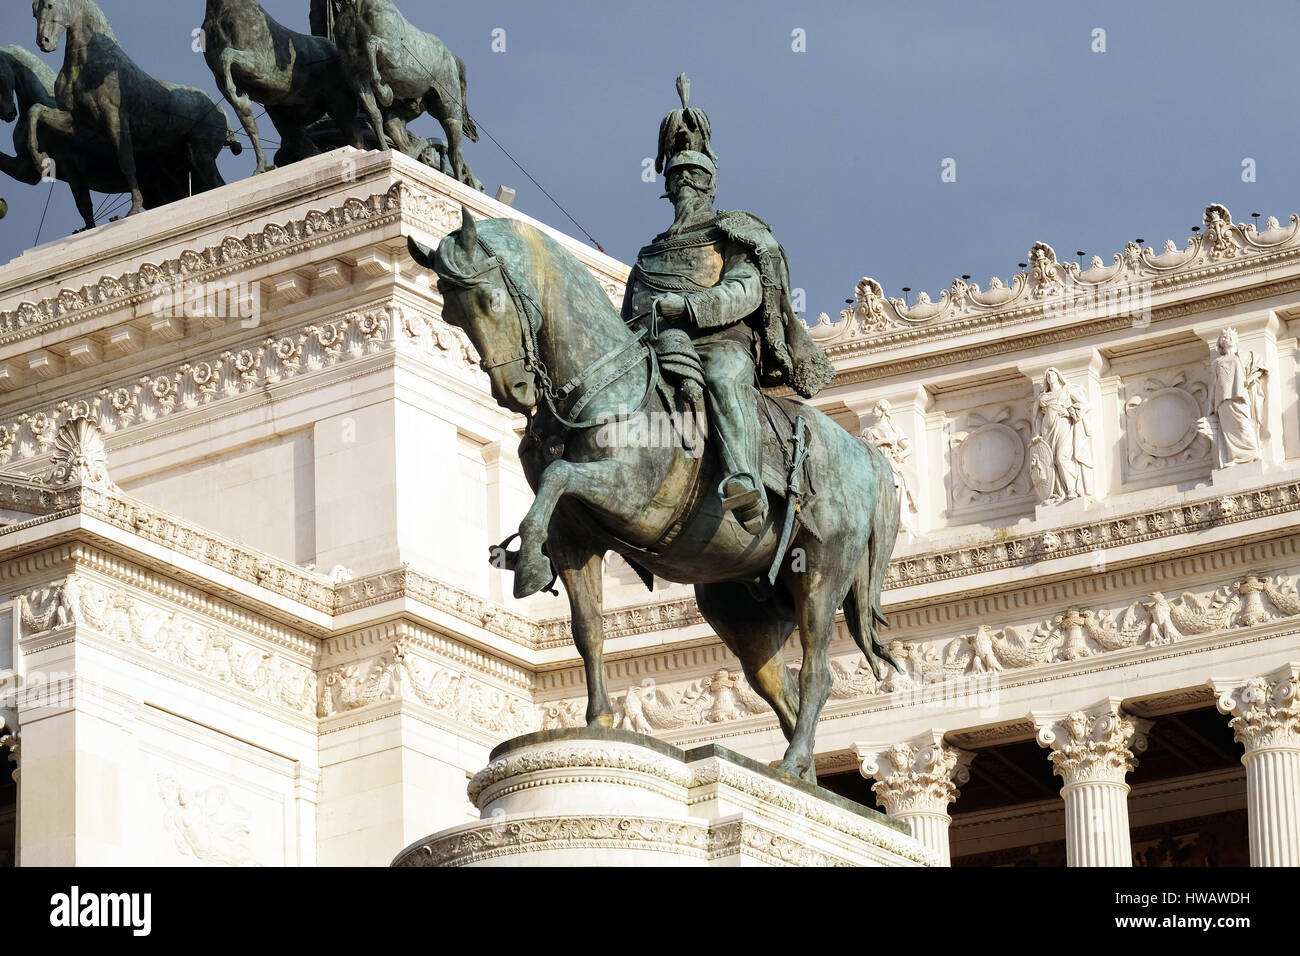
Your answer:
(25, 104), (74, 176)
(354, 84), (390, 151)
(547, 532), (613, 726)
(512, 458), (626, 599)
(103, 110), (143, 216)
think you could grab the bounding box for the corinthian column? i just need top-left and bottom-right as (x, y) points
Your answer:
(1033, 699), (1151, 866)
(1212, 663), (1300, 866)
(855, 731), (973, 865)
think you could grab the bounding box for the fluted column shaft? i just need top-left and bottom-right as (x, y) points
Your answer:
(1034, 698), (1151, 868)
(1213, 663), (1300, 866)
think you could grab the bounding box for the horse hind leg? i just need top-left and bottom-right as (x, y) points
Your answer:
(425, 91), (475, 187)
(780, 580), (842, 785)
(695, 581), (799, 740)
(547, 532), (614, 727)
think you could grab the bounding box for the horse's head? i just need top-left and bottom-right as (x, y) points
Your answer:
(409, 208), (539, 415)
(33, 0), (67, 53)
(0, 56), (16, 124)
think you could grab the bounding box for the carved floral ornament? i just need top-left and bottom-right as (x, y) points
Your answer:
(856, 737), (973, 815)
(815, 203), (1299, 342)
(1035, 702), (1152, 786)
(1215, 665), (1300, 751)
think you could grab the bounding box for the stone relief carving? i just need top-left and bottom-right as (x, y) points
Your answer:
(857, 738), (973, 816)
(1030, 369), (1094, 502)
(1123, 371), (1212, 476)
(948, 406), (1033, 510)
(157, 774), (257, 866)
(817, 202), (1297, 342)
(861, 400), (919, 534)
(1036, 703), (1151, 785)
(1208, 327), (1268, 468)
(17, 574), (316, 716)
(1215, 666), (1300, 752)
(317, 643), (533, 737)
(45, 416), (115, 488)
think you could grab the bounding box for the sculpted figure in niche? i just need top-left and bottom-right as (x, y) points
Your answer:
(1209, 327), (1268, 467)
(863, 400), (919, 534)
(1031, 367), (1094, 502)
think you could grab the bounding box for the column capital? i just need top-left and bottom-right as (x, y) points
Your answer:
(855, 730), (973, 816)
(1211, 662), (1300, 753)
(1033, 698), (1152, 787)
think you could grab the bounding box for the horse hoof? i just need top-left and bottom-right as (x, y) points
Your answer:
(587, 714), (615, 729)
(512, 551), (554, 599)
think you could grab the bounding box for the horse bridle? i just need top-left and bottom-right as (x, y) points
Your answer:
(443, 234), (657, 430)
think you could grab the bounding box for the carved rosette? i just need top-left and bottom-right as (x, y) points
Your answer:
(1035, 701), (1151, 787)
(856, 734), (973, 816)
(1215, 664), (1300, 753)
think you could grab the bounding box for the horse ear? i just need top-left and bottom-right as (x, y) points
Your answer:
(456, 206), (477, 254)
(406, 236), (437, 270)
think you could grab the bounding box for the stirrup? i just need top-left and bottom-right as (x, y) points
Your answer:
(719, 475), (762, 513)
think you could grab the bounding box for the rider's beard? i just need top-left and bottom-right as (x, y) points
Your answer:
(666, 186), (715, 235)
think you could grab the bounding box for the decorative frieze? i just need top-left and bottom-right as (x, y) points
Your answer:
(317, 642), (533, 738)
(15, 573), (316, 718)
(157, 774), (257, 866)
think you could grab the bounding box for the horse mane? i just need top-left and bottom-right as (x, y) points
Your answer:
(0, 45), (57, 94)
(437, 218), (621, 324)
(68, 0), (118, 41)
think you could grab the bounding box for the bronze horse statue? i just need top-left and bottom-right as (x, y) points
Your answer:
(330, 0), (480, 188)
(0, 44), (189, 230)
(409, 209), (900, 783)
(33, 0), (242, 219)
(201, 0), (368, 175)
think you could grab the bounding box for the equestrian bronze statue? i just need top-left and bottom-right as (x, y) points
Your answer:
(329, 0), (482, 189)
(200, 0), (368, 174)
(0, 44), (190, 230)
(32, 0), (242, 220)
(407, 80), (901, 783)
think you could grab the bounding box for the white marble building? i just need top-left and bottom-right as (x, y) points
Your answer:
(0, 152), (1295, 866)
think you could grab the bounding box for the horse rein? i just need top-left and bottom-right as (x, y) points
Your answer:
(448, 233), (658, 431)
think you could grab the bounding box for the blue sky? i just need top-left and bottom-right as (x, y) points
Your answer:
(2, 0), (1298, 319)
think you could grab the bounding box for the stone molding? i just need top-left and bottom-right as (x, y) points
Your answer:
(1034, 699), (1152, 787)
(1213, 662), (1300, 752)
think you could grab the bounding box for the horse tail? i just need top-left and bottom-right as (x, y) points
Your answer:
(456, 55), (479, 142)
(845, 440), (901, 677)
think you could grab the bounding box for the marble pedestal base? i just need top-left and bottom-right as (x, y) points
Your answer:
(392, 729), (938, 867)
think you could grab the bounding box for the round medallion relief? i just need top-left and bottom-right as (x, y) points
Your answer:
(1132, 388), (1200, 458)
(956, 423), (1025, 493)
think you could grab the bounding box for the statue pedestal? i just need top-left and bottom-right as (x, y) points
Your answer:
(392, 729), (938, 867)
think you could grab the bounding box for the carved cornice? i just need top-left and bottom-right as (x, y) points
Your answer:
(0, 186), (406, 346)
(815, 204), (1300, 360)
(1214, 662), (1300, 752)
